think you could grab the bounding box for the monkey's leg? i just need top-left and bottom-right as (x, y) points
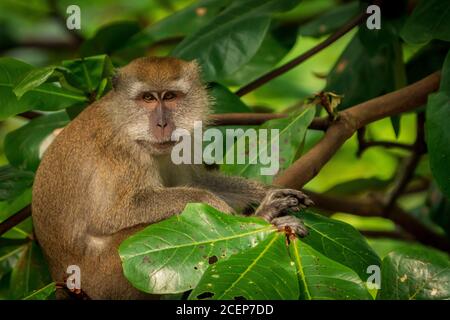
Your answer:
(254, 189), (314, 237)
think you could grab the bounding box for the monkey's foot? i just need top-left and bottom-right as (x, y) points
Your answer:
(255, 189), (314, 221)
(272, 215), (309, 238)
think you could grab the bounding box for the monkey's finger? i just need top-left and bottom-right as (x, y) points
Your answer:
(271, 216), (309, 237)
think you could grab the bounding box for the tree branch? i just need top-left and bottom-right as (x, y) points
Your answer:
(235, 11), (367, 97)
(273, 71), (441, 189)
(304, 190), (450, 252)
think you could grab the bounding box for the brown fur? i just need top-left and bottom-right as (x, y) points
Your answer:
(32, 57), (271, 299)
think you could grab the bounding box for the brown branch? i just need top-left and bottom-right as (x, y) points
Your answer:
(235, 11), (367, 97)
(304, 190), (450, 252)
(0, 205), (31, 237)
(273, 71), (441, 189)
(209, 113), (329, 130)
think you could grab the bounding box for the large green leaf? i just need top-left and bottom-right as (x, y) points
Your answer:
(290, 238), (372, 300)
(120, 203), (275, 294)
(0, 166), (34, 201)
(299, 1), (359, 38)
(4, 112), (70, 172)
(123, 0), (232, 53)
(0, 58), (87, 120)
(221, 107), (315, 184)
(378, 247), (450, 299)
(80, 21), (141, 57)
(401, 0), (450, 44)
(426, 50), (450, 199)
(190, 233), (298, 300)
(224, 24), (298, 86)
(9, 241), (52, 299)
(61, 55), (114, 94)
(299, 211), (381, 281)
(172, 0), (300, 82)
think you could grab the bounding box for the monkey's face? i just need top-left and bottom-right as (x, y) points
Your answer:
(112, 57), (210, 155)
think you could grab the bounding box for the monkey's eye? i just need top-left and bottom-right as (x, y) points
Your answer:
(142, 92), (156, 102)
(163, 91), (177, 101)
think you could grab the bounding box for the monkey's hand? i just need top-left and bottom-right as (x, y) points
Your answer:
(254, 189), (313, 237)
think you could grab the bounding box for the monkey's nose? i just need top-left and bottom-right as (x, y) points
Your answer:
(157, 122), (168, 128)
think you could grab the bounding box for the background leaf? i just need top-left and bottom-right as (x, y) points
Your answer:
(426, 50), (450, 198)
(172, 0), (301, 81)
(4, 112), (70, 172)
(401, 0), (450, 44)
(378, 247), (450, 299)
(0, 58), (87, 120)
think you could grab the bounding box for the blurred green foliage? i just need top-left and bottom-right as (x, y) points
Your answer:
(0, 0), (449, 300)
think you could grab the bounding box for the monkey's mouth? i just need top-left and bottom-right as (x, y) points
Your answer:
(151, 141), (177, 149)
(136, 139), (176, 151)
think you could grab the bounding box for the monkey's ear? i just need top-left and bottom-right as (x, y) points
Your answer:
(186, 59), (202, 79)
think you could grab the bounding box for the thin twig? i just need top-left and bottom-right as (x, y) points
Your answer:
(0, 205), (31, 237)
(209, 113), (330, 130)
(235, 11), (367, 96)
(383, 113), (427, 213)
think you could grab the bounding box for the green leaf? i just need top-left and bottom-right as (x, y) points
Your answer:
(9, 241), (52, 299)
(426, 50), (450, 199)
(190, 233), (299, 300)
(221, 107), (315, 184)
(209, 83), (252, 113)
(378, 247), (450, 299)
(172, 0), (301, 81)
(325, 25), (406, 110)
(406, 40), (450, 84)
(61, 55), (114, 94)
(80, 21), (141, 57)
(0, 166), (34, 201)
(290, 238), (372, 300)
(13, 66), (65, 99)
(120, 203), (275, 294)
(0, 239), (28, 281)
(299, 211), (381, 281)
(4, 112), (70, 172)
(426, 93), (450, 198)
(23, 282), (55, 300)
(123, 0), (232, 52)
(401, 0), (450, 44)
(299, 2), (359, 38)
(0, 58), (87, 120)
(224, 24), (298, 86)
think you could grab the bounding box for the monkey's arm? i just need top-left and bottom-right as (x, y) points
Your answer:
(91, 186), (234, 235)
(191, 169), (271, 211)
